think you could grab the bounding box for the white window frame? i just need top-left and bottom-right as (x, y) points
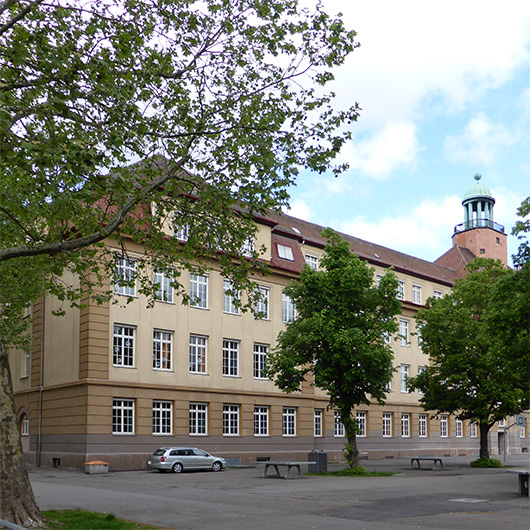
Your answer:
(241, 236), (255, 257)
(152, 401), (173, 435)
(419, 414), (428, 437)
(412, 284), (422, 305)
(113, 325), (135, 367)
(223, 279), (240, 315)
(400, 364), (409, 393)
(254, 406), (269, 436)
(253, 285), (269, 319)
(22, 350), (30, 378)
(440, 415), (448, 438)
(223, 404), (240, 436)
(154, 269), (174, 303)
(314, 410), (323, 437)
(153, 330), (173, 371)
(174, 214), (190, 241)
(253, 343), (268, 379)
(277, 244), (294, 261)
(356, 411), (367, 437)
(112, 399), (135, 434)
(189, 403), (208, 435)
(114, 256), (137, 297)
(20, 414), (29, 436)
(305, 254), (319, 270)
(433, 290), (443, 299)
(382, 412), (393, 437)
(399, 320), (409, 346)
(222, 339), (239, 377)
(470, 422), (478, 438)
(189, 335), (207, 374)
(190, 273), (208, 309)
(401, 413), (410, 438)
(455, 418), (463, 438)
(397, 280), (405, 300)
(498, 419), (506, 428)
(282, 292), (295, 323)
(282, 407), (297, 437)
(334, 411), (345, 437)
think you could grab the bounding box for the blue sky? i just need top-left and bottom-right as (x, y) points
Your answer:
(286, 1), (530, 266)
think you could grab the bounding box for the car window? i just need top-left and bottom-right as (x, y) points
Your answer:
(194, 449), (208, 457)
(153, 449), (166, 456)
(170, 450), (179, 456)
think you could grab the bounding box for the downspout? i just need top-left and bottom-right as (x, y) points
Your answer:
(37, 296), (45, 467)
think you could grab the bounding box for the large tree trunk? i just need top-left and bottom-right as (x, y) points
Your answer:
(479, 421), (492, 460)
(342, 409), (360, 469)
(0, 342), (43, 528)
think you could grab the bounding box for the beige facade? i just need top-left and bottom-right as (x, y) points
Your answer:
(10, 191), (529, 470)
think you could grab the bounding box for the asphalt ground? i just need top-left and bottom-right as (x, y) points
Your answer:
(26, 454), (530, 530)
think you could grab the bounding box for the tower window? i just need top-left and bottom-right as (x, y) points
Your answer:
(480, 249), (485, 254)
(496, 237), (500, 244)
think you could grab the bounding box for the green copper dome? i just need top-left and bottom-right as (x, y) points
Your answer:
(463, 174), (493, 201)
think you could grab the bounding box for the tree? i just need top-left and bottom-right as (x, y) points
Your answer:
(0, 1), (359, 526)
(512, 197), (530, 267)
(266, 229), (401, 468)
(408, 258), (530, 460)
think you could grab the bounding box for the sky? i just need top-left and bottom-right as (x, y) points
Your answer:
(286, 1), (530, 266)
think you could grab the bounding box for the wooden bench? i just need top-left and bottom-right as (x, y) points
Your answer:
(505, 469), (530, 497)
(256, 460), (316, 479)
(410, 457), (443, 470)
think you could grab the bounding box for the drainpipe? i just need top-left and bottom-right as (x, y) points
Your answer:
(37, 296), (45, 467)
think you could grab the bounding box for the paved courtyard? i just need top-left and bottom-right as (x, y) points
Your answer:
(28, 454), (529, 530)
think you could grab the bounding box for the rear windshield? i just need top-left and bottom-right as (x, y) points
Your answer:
(153, 449), (166, 456)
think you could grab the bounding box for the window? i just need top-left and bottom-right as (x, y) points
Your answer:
(189, 403), (207, 435)
(419, 414), (428, 437)
(190, 273), (208, 308)
(401, 413), (410, 437)
(222, 340), (239, 377)
(455, 419), (463, 438)
(334, 411), (345, 437)
(254, 406), (269, 436)
(223, 279), (239, 314)
(376, 274), (383, 286)
(20, 414), (29, 436)
(356, 411), (367, 437)
(440, 415), (448, 437)
(153, 330), (172, 370)
(277, 244), (294, 260)
(498, 419), (506, 428)
(382, 413), (393, 437)
(282, 407), (296, 437)
(113, 399), (135, 434)
(417, 324), (424, 349)
(174, 215), (190, 241)
(189, 335), (207, 374)
(470, 422), (478, 438)
(253, 343), (268, 379)
(154, 269), (174, 303)
(223, 405), (240, 436)
(305, 254), (319, 270)
(253, 286), (269, 319)
(241, 236), (254, 257)
(412, 284), (422, 304)
(314, 410), (323, 437)
(22, 350), (30, 378)
(152, 401), (172, 435)
(114, 256), (137, 296)
(113, 325), (135, 367)
(282, 293), (295, 323)
(399, 320), (409, 346)
(397, 280), (405, 300)
(433, 290), (443, 299)
(400, 364), (409, 393)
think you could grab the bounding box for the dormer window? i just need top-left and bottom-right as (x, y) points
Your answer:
(277, 244), (294, 261)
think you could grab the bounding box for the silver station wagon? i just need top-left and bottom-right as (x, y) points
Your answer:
(148, 447), (226, 473)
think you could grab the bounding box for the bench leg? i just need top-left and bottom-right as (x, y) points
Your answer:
(284, 465), (301, 478)
(264, 464), (281, 478)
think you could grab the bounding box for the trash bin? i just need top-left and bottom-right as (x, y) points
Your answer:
(308, 450), (327, 473)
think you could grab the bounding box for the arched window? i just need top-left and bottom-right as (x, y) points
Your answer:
(20, 414), (29, 436)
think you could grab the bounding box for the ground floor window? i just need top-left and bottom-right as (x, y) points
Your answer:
(254, 406), (269, 436)
(113, 399), (135, 434)
(440, 415), (448, 438)
(282, 407), (296, 437)
(382, 412), (393, 437)
(20, 414), (29, 436)
(314, 410), (323, 437)
(334, 411), (345, 437)
(223, 405), (239, 436)
(356, 411), (367, 437)
(419, 414), (428, 437)
(455, 418), (463, 438)
(152, 401), (172, 435)
(470, 422), (478, 438)
(189, 403), (207, 435)
(401, 413), (410, 437)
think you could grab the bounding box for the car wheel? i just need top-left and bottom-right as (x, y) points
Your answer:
(172, 463), (183, 473)
(212, 461), (222, 472)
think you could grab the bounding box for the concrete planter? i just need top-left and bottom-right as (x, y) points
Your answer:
(84, 461), (110, 474)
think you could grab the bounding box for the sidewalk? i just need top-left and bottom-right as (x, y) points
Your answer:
(27, 453), (530, 530)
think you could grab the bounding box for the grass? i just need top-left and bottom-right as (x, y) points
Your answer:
(469, 457), (503, 468)
(43, 509), (169, 530)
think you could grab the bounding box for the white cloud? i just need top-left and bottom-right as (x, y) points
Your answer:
(444, 113), (517, 166)
(284, 198), (313, 222)
(342, 122), (420, 180)
(338, 196), (462, 261)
